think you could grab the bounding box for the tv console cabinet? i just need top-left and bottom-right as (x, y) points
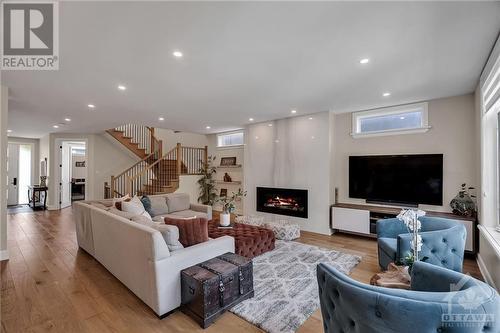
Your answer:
(330, 203), (477, 254)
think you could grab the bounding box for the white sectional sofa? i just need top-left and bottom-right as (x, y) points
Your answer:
(73, 194), (234, 317)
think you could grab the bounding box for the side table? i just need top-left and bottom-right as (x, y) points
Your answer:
(28, 186), (48, 210)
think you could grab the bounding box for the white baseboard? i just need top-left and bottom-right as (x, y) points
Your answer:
(477, 253), (497, 290)
(0, 250), (9, 261)
(47, 205), (59, 211)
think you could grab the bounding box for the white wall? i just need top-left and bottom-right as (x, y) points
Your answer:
(0, 86), (8, 260)
(244, 112), (332, 235)
(176, 175), (202, 204)
(71, 154), (86, 179)
(333, 94), (477, 213)
(154, 128), (208, 152)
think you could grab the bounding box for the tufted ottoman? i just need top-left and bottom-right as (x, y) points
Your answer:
(208, 220), (275, 258)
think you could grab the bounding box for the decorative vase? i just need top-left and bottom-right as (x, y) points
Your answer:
(223, 173), (232, 182)
(450, 190), (476, 217)
(220, 212), (231, 227)
(40, 176), (47, 187)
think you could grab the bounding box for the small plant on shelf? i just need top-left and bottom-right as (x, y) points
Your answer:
(197, 156), (217, 205)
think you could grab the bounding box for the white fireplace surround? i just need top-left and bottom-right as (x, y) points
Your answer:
(244, 112), (332, 235)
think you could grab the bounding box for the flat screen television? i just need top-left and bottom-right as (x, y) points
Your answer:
(349, 154), (443, 206)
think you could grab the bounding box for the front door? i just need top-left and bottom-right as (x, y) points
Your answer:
(7, 143), (19, 206)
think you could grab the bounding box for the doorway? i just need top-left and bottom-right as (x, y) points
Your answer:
(7, 143), (32, 206)
(58, 141), (87, 209)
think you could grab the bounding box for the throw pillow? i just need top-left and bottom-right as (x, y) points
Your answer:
(130, 215), (184, 252)
(108, 207), (137, 220)
(140, 196), (153, 216)
(149, 195), (169, 216)
(121, 196), (152, 220)
(164, 217), (209, 247)
(113, 194), (131, 210)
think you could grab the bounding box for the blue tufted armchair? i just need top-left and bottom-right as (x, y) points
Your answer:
(317, 261), (499, 333)
(377, 216), (466, 272)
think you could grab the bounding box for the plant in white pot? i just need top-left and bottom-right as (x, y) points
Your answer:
(216, 189), (247, 226)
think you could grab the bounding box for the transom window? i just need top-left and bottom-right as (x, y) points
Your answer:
(352, 102), (429, 138)
(217, 131), (244, 147)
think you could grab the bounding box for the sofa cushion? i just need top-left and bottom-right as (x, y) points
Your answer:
(167, 210), (208, 219)
(140, 196), (152, 215)
(378, 237), (397, 259)
(122, 196), (152, 220)
(164, 217), (209, 247)
(131, 215), (184, 252)
(149, 196), (170, 216)
(166, 193), (190, 213)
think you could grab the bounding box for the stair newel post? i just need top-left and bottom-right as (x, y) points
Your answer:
(176, 143), (182, 178)
(110, 176), (115, 198)
(150, 127), (155, 155)
(158, 140), (163, 158)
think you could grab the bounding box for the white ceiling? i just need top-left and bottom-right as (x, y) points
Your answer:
(4, 1), (500, 138)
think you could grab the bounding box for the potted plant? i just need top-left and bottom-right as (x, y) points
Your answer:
(197, 156), (217, 205)
(216, 189), (247, 226)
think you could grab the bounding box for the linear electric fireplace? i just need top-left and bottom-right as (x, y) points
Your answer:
(256, 187), (308, 218)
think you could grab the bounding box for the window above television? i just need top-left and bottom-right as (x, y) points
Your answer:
(351, 102), (430, 138)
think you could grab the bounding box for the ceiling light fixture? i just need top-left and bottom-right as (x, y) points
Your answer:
(65, 118), (71, 122)
(53, 125), (59, 129)
(359, 58), (370, 64)
(400, 116), (406, 120)
(308, 117), (313, 120)
(249, 118), (254, 122)
(206, 126), (211, 129)
(291, 110), (297, 114)
(118, 85), (127, 91)
(159, 117), (165, 121)
(268, 123), (273, 127)
(88, 104), (95, 109)
(173, 51), (183, 58)
(383, 92), (391, 97)
(7, 129), (12, 133)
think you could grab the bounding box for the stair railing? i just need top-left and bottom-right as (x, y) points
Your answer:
(110, 150), (160, 198)
(127, 147), (178, 196)
(114, 124), (162, 156)
(180, 145), (208, 175)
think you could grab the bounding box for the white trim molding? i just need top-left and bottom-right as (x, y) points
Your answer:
(478, 225), (500, 290)
(0, 249), (9, 261)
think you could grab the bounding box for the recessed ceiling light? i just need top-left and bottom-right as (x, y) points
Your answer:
(383, 92), (391, 97)
(118, 85), (127, 91)
(311, 136), (315, 140)
(87, 104), (95, 109)
(360, 58), (370, 64)
(158, 117), (165, 121)
(275, 139), (280, 143)
(53, 125), (59, 129)
(400, 116), (406, 120)
(7, 129), (12, 133)
(268, 123), (273, 127)
(255, 136), (259, 140)
(308, 117), (313, 120)
(206, 126), (211, 129)
(249, 118), (254, 122)
(291, 110), (297, 114)
(173, 51), (183, 58)
(65, 118), (71, 122)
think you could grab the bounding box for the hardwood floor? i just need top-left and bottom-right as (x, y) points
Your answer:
(1, 209), (482, 333)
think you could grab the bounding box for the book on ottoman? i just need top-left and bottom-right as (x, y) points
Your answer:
(181, 252), (254, 328)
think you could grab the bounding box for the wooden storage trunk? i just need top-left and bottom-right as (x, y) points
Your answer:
(181, 252), (254, 328)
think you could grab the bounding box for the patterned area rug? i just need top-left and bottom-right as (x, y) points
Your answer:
(230, 240), (361, 333)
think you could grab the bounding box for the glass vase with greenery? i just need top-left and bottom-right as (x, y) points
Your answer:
(197, 156), (217, 205)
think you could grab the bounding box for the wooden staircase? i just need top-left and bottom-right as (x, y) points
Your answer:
(105, 125), (207, 198)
